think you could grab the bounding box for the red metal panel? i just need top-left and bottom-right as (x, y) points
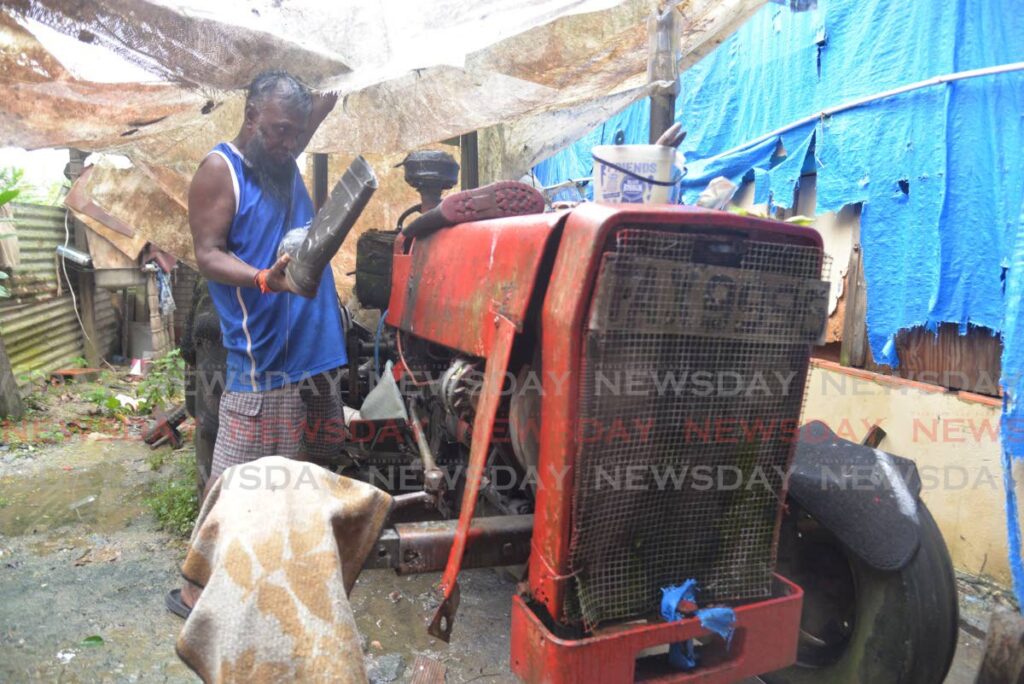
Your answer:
(386, 213), (562, 357)
(527, 203), (824, 623)
(510, 574), (803, 684)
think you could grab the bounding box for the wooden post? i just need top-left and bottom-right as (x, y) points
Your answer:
(460, 132), (479, 191)
(975, 610), (1024, 684)
(0, 203), (23, 418)
(647, 7), (681, 143)
(68, 149), (100, 366)
(840, 212), (867, 368)
(0, 327), (24, 419)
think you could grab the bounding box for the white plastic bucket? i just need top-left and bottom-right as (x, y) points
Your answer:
(591, 144), (686, 204)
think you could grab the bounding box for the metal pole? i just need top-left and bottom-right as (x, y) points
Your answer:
(459, 132), (479, 190)
(312, 153), (329, 211)
(68, 148), (100, 366)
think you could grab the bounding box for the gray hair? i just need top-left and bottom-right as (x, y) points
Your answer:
(245, 70), (312, 118)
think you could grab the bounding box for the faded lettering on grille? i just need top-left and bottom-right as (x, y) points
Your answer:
(589, 255), (829, 343)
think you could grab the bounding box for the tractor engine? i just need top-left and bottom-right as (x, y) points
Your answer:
(344, 150), (838, 681)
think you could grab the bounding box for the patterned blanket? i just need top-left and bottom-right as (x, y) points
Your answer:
(175, 456), (392, 683)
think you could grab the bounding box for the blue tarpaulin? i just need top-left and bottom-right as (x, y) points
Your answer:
(534, 0), (1024, 367)
(534, 0), (1024, 607)
(1002, 198), (1024, 605)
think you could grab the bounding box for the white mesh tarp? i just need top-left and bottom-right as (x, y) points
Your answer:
(1, 0), (763, 270)
(1, 0), (764, 167)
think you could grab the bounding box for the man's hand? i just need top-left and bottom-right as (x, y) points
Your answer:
(260, 254), (303, 295)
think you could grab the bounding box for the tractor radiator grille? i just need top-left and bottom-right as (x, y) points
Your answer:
(568, 228), (829, 629)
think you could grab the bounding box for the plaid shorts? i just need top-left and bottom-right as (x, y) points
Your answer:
(210, 368), (346, 481)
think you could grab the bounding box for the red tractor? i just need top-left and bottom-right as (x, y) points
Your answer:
(182, 153), (958, 683)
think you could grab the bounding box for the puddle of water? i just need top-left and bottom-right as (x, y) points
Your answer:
(0, 462), (148, 537)
(27, 535), (91, 556)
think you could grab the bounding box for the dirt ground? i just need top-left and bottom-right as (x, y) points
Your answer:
(0, 383), (1002, 683)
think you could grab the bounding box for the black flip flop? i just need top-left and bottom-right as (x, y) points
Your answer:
(165, 588), (192, 619)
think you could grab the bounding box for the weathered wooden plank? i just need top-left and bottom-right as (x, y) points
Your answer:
(975, 610), (1024, 684)
(839, 239), (866, 368)
(895, 324), (1002, 397)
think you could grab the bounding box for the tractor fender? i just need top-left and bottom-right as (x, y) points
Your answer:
(787, 421), (924, 572)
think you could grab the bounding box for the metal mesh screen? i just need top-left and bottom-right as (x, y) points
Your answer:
(568, 227), (830, 629)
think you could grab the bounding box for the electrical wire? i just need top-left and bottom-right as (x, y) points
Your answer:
(374, 307), (387, 379)
(395, 328), (430, 387)
(703, 61), (1024, 163)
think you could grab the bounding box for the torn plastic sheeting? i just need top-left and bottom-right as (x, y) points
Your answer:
(695, 606), (737, 647)
(660, 580), (738, 671)
(535, 0), (1024, 369)
(1000, 194), (1024, 610)
(5, 0), (353, 89)
(660, 579), (699, 621)
(479, 85), (654, 183)
(668, 640), (698, 671)
(682, 0), (1023, 366)
(661, 580), (700, 671)
(1, 0), (769, 174)
(0, 0), (643, 160)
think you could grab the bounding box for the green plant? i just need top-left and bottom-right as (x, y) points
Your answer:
(38, 429), (65, 443)
(726, 204), (816, 226)
(83, 386), (138, 419)
(145, 450), (198, 538)
(0, 166), (65, 207)
(0, 167), (24, 207)
(146, 449), (168, 471)
(137, 349), (186, 414)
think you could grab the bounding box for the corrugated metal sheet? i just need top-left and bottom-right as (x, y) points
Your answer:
(6, 202), (67, 300)
(0, 203), (122, 387)
(0, 296), (84, 386)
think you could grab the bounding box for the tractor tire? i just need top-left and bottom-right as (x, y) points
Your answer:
(763, 499), (958, 684)
(182, 278), (226, 494)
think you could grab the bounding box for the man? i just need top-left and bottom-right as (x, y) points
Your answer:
(190, 70), (346, 479)
(166, 70), (344, 618)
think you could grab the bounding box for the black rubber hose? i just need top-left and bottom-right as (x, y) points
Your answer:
(397, 203), (422, 230)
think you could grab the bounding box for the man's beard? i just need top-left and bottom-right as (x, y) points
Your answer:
(243, 133), (295, 204)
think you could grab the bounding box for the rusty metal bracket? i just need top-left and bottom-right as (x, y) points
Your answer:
(363, 515), (533, 574)
(428, 583), (460, 642)
(427, 316), (518, 641)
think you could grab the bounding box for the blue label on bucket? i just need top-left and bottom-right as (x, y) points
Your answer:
(621, 176), (645, 202)
(598, 159), (666, 203)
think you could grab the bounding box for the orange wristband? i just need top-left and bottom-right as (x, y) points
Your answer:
(254, 269), (274, 294)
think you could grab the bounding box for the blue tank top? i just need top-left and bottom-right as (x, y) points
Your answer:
(205, 142), (347, 392)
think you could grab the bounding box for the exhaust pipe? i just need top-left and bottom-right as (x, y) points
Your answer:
(285, 155), (378, 297)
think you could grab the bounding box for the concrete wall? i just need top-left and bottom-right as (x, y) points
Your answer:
(803, 359), (1021, 587)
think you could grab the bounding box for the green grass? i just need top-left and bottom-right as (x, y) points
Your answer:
(146, 449), (169, 471)
(145, 451), (199, 538)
